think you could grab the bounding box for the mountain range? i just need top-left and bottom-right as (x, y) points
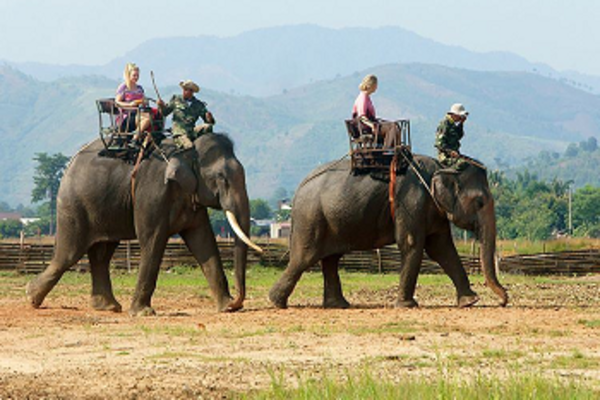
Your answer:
(2, 61), (600, 206)
(1, 25), (600, 206)
(4, 25), (600, 97)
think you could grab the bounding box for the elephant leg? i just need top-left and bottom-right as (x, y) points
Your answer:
(425, 232), (479, 308)
(88, 241), (122, 312)
(322, 254), (350, 309)
(396, 237), (425, 308)
(129, 233), (168, 316)
(26, 240), (88, 309)
(180, 214), (233, 312)
(269, 246), (320, 309)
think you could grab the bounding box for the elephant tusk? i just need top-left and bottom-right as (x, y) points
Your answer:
(225, 210), (264, 253)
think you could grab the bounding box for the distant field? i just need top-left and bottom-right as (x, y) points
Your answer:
(455, 237), (600, 256)
(1, 266), (599, 398)
(5, 235), (600, 254)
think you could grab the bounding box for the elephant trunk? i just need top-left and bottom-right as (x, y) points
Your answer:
(224, 193), (259, 311)
(478, 199), (508, 306)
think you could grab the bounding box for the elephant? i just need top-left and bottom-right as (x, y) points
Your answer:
(27, 133), (262, 316)
(268, 154), (508, 309)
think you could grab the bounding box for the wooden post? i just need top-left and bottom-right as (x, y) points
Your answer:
(126, 240), (132, 273)
(17, 230), (25, 272)
(495, 252), (501, 277)
(376, 248), (382, 274)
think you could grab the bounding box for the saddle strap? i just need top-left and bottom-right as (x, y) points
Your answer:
(389, 154), (398, 221)
(130, 136), (150, 203)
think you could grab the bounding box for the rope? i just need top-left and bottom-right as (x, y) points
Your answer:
(148, 134), (169, 163)
(460, 155), (487, 170)
(397, 150), (445, 215)
(389, 155), (397, 221)
(129, 133), (171, 204)
(129, 137), (149, 204)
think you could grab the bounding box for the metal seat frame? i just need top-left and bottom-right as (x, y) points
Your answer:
(96, 98), (165, 152)
(345, 117), (412, 172)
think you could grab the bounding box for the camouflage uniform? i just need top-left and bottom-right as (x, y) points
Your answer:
(160, 94), (214, 149)
(435, 115), (466, 169)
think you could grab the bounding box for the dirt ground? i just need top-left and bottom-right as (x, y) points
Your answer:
(1, 273), (600, 399)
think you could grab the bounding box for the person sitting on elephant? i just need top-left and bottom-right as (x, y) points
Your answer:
(352, 74), (378, 133)
(351, 74), (399, 148)
(435, 103), (469, 169)
(114, 63), (152, 140)
(157, 80), (215, 149)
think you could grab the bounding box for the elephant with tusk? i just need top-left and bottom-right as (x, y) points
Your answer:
(269, 155), (508, 309)
(27, 133), (262, 316)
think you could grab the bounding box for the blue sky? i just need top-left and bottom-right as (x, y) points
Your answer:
(0, 0), (598, 75)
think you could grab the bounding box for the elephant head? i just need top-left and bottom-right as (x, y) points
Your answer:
(165, 133), (262, 311)
(431, 164), (508, 306)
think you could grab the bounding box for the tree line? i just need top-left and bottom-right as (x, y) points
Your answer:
(1, 151), (599, 242)
(0, 153), (68, 238)
(508, 136), (600, 189)
(490, 170), (600, 240)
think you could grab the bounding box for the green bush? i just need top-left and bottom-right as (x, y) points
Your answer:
(0, 219), (23, 238)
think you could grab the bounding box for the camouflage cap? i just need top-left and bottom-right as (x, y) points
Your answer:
(179, 80), (200, 93)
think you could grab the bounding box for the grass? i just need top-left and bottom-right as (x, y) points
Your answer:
(481, 348), (525, 360)
(137, 324), (207, 338)
(456, 237), (600, 257)
(550, 350), (600, 370)
(3, 265), (600, 398)
(0, 265), (594, 303)
(348, 321), (417, 336)
(242, 369), (599, 400)
(579, 319), (600, 328)
(147, 351), (249, 363)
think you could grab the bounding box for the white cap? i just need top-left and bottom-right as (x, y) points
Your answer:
(448, 103), (469, 116)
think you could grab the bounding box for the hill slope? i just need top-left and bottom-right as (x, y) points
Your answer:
(510, 139), (600, 188)
(2, 63), (600, 205)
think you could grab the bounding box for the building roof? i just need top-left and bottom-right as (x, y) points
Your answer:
(0, 212), (22, 220)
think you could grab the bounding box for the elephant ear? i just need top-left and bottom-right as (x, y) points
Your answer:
(164, 158), (197, 194)
(432, 170), (459, 213)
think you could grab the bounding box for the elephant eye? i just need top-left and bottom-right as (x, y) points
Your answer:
(475, 196), (485, 209)
(217, 175), (229, 188)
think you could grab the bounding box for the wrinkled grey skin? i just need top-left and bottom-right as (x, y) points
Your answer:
(269, 155), (508, 309)
(27, 133), (250, 316)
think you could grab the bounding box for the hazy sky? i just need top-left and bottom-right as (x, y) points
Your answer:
(0, 0), (598, 75)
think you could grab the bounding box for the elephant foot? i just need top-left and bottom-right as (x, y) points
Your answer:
(26, 280), (45, 309)
(323, 297), (350, 309)
(268, 288), (289, 309)
(91, 295), (122, 313)
(457, 294), (479, 308)
(395, 298), (419, 308)
(215, 295), (236, 313)
(128, 305), (156, 317)
(224, 302), (244, 312)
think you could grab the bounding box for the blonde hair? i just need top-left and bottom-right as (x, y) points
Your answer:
(359, 74), (378, 92)
(123, 63), (139, 90)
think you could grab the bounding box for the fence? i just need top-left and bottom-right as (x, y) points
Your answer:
(1, 240), (600, 275)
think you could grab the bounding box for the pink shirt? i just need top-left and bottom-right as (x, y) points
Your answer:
(352, 91), (376, 120)
(116, 83), (145, 102)
(115, 83), (145, 124)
